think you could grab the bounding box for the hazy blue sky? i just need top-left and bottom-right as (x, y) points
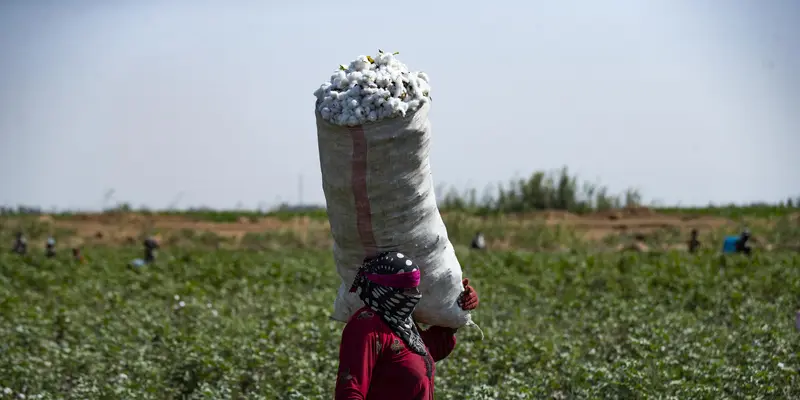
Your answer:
(1, 0), (798, 211)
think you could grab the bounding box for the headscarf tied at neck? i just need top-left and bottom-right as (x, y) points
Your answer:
(349, 251), (426, 355)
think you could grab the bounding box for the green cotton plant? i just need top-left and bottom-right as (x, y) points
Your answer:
(1, 244), (799, 398)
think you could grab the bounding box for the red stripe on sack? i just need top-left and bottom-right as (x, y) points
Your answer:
(349, 125), (377, 258)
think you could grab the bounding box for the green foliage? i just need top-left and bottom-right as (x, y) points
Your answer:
(437, 166), (644, 215)
(1, 245), (799, 398)
(3, 168), (797, 221)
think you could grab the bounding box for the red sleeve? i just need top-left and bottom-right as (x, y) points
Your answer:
(335, 317), (386, 399)
(419, 326), (457, 362)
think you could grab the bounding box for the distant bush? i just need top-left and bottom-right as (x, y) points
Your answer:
(435, 167), (799, 217)
(1, 167), (796, 219)
(436, 166), (643, 215)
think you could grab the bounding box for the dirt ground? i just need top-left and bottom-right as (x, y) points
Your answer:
(17, 208), (764, 249)
(25, 213), (327, 247)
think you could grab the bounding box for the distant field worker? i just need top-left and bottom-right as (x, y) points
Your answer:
(12, 232), (27, 255)
(335, 251), (479, 399)
(72, 248), (86, 263)
(130, 238), (159, 268)
(45, 237), (56, 258)
(471, 232), (486, 250)
(688, 229), (701, 253)
(722, 229), (752, 256)
(144, 237), (159, 263)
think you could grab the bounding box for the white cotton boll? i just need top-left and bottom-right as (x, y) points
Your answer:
(363, 70), (377, 82)
(375, 53), (390, 65)
(419, 80), (431, 94)
(376, 75), (391, 87)
(317, 82), (332, 96)
(321, 107), (332, 119)
(398, 102), (409, 115)
(407, 78), (420, 97)
(361, 98), (375, 110)
(332, 77), (344, 90)
(349, 71), (363, 82)
(392, 81), (404, 98)
(314, 52), (433, 125)
(351, 56), (370, 71)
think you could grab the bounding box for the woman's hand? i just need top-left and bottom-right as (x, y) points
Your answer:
(457, 278), (479, 311)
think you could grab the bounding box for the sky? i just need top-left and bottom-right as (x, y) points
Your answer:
(0, 0), (798, 211)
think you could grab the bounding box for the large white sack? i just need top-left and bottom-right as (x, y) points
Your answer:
(317, 101), (472, 329)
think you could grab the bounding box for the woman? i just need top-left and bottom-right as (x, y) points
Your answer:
(722, 229), (752, 256)
(45, 237), (57, 258)
(11, 232), (27, 255)
(72, 248), (86, 264)
(335, 251), (479, 399)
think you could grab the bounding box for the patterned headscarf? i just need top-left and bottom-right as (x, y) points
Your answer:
(349, 251), (427, 355)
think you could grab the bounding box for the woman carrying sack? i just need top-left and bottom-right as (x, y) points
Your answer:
(334, 251), (479, 399)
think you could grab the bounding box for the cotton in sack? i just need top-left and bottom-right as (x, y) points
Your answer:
(314, 53), (472, 328)
(316, 103), (471, 328)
